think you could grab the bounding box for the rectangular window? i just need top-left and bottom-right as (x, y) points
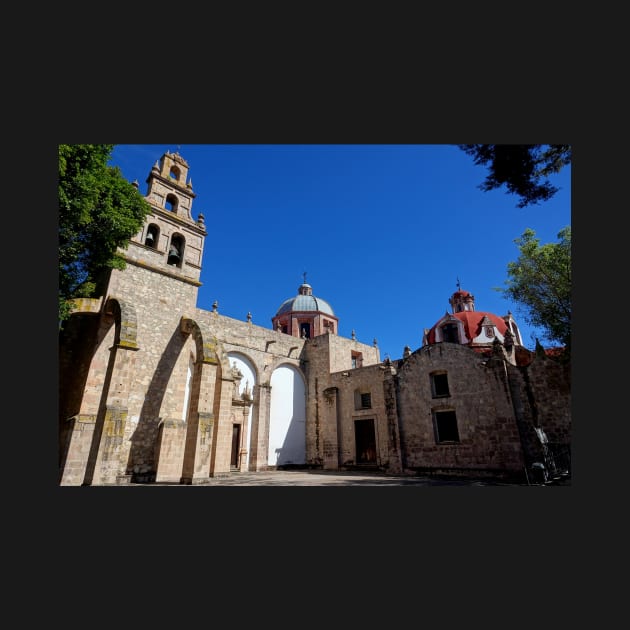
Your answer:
(354, 390), (372, 410)
(351, 351), (363, 369)
(434, 410), (459, 443)
(441, 323), (459, 343)
(431, 373), (450, 398)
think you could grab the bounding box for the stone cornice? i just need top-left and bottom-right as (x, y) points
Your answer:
(148, 172), (197, 199)
(148, 204), (207, 235)
(121, 255), (202, 286)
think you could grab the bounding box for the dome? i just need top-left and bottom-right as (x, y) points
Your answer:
(425, 311), (509, 345)
(275, 283), (335, 316)
(422, 285), (525, 355)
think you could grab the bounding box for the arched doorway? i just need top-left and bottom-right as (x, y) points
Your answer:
(226, 352), (257, 469)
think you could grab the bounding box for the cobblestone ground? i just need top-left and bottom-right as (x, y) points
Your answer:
(138, 470), (570, 486)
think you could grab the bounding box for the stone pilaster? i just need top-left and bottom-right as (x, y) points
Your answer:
(182, 358), (219, 483)
(155, 418), (187, 483)
(210, 374), (238, 476)
(321, 387), (340, 469)
(91, 341), (138, 485)
(59, 414), (96, 486)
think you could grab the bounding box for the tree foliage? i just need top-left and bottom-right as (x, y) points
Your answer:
(459, 144), (571, 208)
(498, 227), (571, 353)
(59, 144), (150, 326)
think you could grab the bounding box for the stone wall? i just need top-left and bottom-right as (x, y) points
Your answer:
(394, 343), (525, 479)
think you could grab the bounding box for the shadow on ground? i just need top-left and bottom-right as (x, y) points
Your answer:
(135, 469), (569, 487)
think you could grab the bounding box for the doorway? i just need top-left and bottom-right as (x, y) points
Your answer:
(354, 418), (377, 464)
(230, 424), (241, 469)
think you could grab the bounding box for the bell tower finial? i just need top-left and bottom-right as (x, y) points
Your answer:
(456, 276), (461, 291)
(303, 271), (307, 284)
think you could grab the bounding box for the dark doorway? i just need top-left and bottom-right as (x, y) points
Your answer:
(231, 424), (241, 469)
(355, 418), (377, 464)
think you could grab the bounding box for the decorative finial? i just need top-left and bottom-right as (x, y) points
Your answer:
(212, 300), (218, 313)
(373, 338), (378, 347)
(456, 276), (461, 291)
(303, 271), (307, 284)
(247, 311), (252, 323)
(351, 329), (356, 340)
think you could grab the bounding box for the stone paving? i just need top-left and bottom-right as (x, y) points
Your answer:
(136, 469), (569, 486)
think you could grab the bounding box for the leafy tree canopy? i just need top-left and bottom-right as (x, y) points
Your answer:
(498, 226), (571, 354)
(59, 144), (150, 326)
(459, 144), (571, 208)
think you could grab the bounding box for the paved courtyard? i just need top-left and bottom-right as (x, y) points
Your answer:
(138, 469), (569, 486)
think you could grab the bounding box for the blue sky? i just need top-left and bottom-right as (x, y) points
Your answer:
(109, 144), (571, 360)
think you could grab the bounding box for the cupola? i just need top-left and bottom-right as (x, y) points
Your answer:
(272, 274), (338, 339)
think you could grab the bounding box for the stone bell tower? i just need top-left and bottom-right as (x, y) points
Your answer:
(106, 149), (207, 311)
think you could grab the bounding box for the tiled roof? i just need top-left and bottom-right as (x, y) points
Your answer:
(276, 294), (335, 316)
(426, 311), (508, 344)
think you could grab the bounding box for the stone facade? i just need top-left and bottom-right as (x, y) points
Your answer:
(58, 150), (571, 485)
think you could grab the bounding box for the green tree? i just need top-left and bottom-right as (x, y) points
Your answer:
(459, 144), (571, 208)
(498, 227), (571, 354)
(59, 144), (150, 326)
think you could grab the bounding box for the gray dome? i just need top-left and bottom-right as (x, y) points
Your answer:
(276, 283), (335, 316)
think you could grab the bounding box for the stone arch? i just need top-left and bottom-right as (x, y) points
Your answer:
(178, 316), (244, 480)
(59, 295), (140, 485)
(104, 296), (138, 349)
(180, 316), (220, 366)
(226, 352), (259, 469)
(265, 356), (306, 384)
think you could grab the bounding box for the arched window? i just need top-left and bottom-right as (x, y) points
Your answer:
(169, 165), (180, 181)
(144, 224), (160, 248)
(167, 234), (185, 267)
(165, 193), (179, 212)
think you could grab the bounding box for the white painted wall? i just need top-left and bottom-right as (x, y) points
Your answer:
(182, 355), (193, 421)
(268, 364), (306, 466)
(227, 352), (256, 468)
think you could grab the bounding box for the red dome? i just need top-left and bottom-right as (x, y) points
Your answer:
(425, 311), (508, 345)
